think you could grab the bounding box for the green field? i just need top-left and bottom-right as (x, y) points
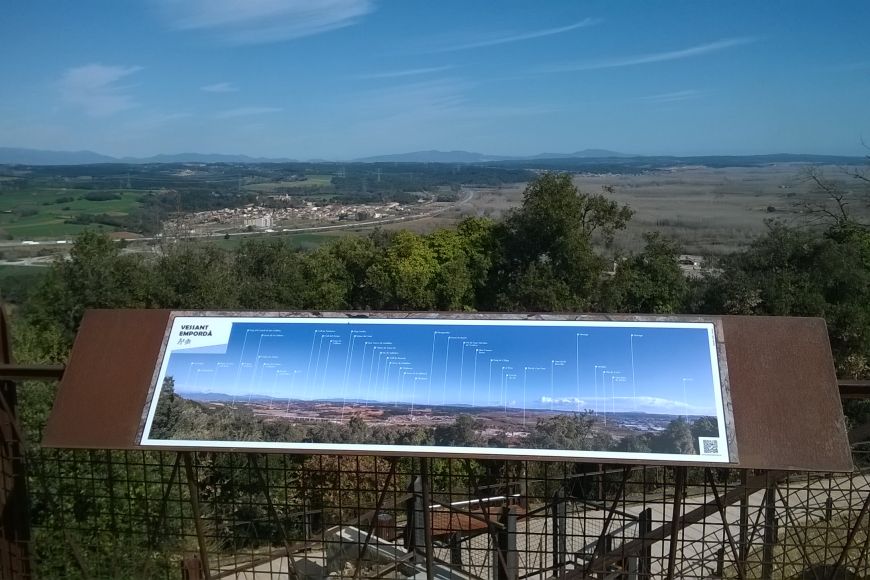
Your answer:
(243, 174), (333, 192)
(0, 188), (143, 239)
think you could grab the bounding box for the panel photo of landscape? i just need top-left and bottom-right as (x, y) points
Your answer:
(141, 315), (732, 463)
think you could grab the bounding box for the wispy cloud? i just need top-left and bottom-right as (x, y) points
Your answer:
(638, 89), (702, 103)
(345, 77), (558, 140)
(540, 37), (758, 73)
(216, 106), (282, 119)
(355, 65), (455, 80)
(428, 18), (600, 53)
(543, 394), (714, 415)
(352, 78), (470, 118)
(59, 63), (142, 117)
(155, 0), (373, 44)
(201, 82), (239, 93)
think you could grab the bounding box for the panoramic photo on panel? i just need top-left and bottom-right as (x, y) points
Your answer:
(142, 316), (730, 462)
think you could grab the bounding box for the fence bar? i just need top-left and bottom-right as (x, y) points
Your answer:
(0, 306), (31, 580)
(666, 467), (687, 580)
(181, 453), (212, 580)
(761, 478), (778, 580)
(495, 505), (519, 580)
(552, 488), (567, 576)
(420, 457), (434, 580)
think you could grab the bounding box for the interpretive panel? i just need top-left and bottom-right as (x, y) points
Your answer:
(140, 315), (733, 462)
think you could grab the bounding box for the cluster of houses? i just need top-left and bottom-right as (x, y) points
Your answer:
(167, 200), (413, 233)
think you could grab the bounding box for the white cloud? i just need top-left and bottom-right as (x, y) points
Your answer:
(201, 82), (239, 93)
(355, 66), (455, 80)
(541, 37), (758, 73)
(543, 394), (714, 415)
(428, 18), (600, 53)
(540, 396), (585, 406)
(59, 64), (142, 117)
(155, 0), (373, 44)
(216, 106), (282, 118)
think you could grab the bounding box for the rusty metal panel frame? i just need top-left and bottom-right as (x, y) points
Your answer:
(42, 309), (852, 472)
(41, 309), (172, 450)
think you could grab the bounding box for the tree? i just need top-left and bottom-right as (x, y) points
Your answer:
(328, 235), (379, 308)
(652, 418), (696, 455)
(605, 232), (688, 313)
(698, 220), (870, 379)
(489, 173), (633, 311)
(366, 230), (438, 310)
(615, 434), (652, 454)
(155, 243), (239, 309)
(25, 230), (154, 344)
(434, 414), (482, 447)
(233, 239), (303, 308)
(526, 413), (598, 451)
(149, 376), (182, 440)
(427, 228), (476, 310)
(691, 416), (719, 440)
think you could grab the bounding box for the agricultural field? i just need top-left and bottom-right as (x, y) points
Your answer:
(243, 174), (333, 192)
(0, 186), (145, 240)
(571, 164), (868, 255)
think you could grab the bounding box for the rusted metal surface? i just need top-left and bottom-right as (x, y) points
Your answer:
(430, 506), (525, 538)
(721, 315), (852, 472)
(41, 310), (853, 472)
(0, 305), (32, 580)
(41, 309), (171, 449)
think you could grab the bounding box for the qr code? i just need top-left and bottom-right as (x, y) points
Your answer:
(699, 437), (720, 456)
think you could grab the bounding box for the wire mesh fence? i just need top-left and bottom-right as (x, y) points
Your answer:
(22, 444), (870, 579)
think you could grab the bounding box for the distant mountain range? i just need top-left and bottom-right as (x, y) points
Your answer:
(0, 146), (631, 165)
(0, 147), (294, 165)
(0, 146), (864, 166)
(353, 149), (634, 163)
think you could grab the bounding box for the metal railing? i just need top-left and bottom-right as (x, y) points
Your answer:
(20, 446), (870, 579)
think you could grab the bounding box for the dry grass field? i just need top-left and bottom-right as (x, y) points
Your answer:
(391, 164), (869, 257)
(573, 164), (826, 255)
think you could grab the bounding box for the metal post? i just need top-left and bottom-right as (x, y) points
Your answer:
(0, 305), (31, 580)
(738, 470), (749, 579)
(665, 467), (687, 580)
(420, 458), (434, 580)
(715, 547), (725, 578)
(302, 497), (312, 540)
(180, 553), (204, 580)
(761, 477), (778, 580)
(552, 488), (567, 576)
(182, 452), (212, 580)
(494, 505), (519, 580)
(638, 508), (652, 579)
(598, 535), (614, 580)
(404, 476), (425, 561)
(449, 533), (463, 568)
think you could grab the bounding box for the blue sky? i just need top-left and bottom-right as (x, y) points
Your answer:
(3, 1), (868, 158)
(164, 320), (720, 417)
